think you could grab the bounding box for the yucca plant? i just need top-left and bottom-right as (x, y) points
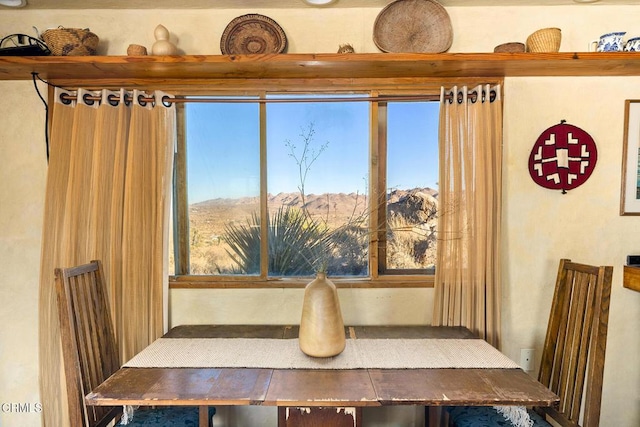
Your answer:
(223, 206), (330, 276)
(220, 211), (262, 274)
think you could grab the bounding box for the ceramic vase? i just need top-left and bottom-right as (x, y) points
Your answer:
(299, 272), (346, 357)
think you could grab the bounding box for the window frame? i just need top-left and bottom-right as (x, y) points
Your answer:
(168, 79), (496, 290)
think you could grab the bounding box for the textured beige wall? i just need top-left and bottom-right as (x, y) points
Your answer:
(0, 80), (48, 426)
(502, 75), (640, 427)
(1, 4), (639, 427)
(5, 5), (640, 55)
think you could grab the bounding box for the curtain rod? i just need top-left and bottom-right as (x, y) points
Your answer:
(58, 89), (496, 106)
(58, 93), (442, 105)
(34, 72), (495, 107)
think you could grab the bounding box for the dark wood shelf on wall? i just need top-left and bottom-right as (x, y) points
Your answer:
(3, 52), (640, 85)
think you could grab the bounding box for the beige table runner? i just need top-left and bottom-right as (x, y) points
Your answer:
(123, 338), (521, 370)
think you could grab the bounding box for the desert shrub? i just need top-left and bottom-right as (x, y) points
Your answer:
(221, 205), (370, 276)
(324, 221), (368, 276)
(222, 206), (328, 275)
(386, 215), (436, 269)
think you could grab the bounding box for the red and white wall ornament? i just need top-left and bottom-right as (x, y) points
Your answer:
(528, 120), (598, 193)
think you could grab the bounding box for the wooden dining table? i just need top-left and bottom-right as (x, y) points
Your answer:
(85, 325), (559, 427)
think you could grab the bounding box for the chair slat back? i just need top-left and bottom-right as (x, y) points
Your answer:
(537, 259), (613, 427)
(55, 260), (122, 427)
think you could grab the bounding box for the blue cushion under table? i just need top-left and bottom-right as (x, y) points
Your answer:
(116, 406), (216, 426)
(448, 406), (550, 427)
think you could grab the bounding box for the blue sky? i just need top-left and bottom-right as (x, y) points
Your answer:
(186, 97), (439, 203)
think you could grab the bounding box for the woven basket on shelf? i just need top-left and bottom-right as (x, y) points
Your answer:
(373, 0), (453, 53)
(526, 27), (561, 53)
(41, 27), (99, 56)
(127, 44), (147, 56)
(220, 14), (287, 54)
(494, 42), (525, 53)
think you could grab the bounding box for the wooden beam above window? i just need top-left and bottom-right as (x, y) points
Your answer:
(4, 52), (640, 87)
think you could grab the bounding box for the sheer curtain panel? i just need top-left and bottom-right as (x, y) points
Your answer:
(432, 85), (503, 348)
(38, 88), (176, 427)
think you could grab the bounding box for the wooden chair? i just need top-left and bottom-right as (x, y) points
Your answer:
(447, 258), (613, 427)
(55, 260), (214, 427)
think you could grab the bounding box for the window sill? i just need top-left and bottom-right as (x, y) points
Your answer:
(169, 275), (434, 289)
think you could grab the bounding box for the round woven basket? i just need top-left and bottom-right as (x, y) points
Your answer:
(373, 0), (453, 53)
(127, 44), (148, 56)
(494, 42), (525, 53)
(41, 27), (99, 56)
(220, 14), (287, 55)
(526, 28), (561, 53)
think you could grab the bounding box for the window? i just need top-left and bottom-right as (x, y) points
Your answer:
(383, 101), (438, 274)
(171, 92), (439, 286)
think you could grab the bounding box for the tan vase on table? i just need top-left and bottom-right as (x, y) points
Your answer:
(299, 272), (346, 357)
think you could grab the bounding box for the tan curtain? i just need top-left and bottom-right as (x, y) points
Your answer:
(432, 84), (503, 348)
(38, 88), (176, 426)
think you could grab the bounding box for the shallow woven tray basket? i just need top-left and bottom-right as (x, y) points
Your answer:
(373, 0), (453, 53)
(494, 42), (525, 53)
(41, 27), (99, 56)
(526, 27), (561, 53)
(220, 14), (287, 55)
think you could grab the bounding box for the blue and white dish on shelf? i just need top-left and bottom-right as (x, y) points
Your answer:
(624, 37), (640, 51)
(591, 31), (626, 52)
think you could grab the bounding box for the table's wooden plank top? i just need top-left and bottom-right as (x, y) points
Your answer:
(87, 367), (272, 406)
(163, 325), (476, 340)
(164, 324), (298, 339)
(265, 370), (380, 407)
(350, 326), (475, 339)
(369, 369), (559, 407)
(86, 325), (559, 409)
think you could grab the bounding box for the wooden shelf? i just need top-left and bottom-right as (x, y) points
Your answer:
(3, 52), (640, 84)
(623, 266), (640, 293)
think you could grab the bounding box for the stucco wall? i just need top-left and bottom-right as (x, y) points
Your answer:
(1, 4), (639, 426)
